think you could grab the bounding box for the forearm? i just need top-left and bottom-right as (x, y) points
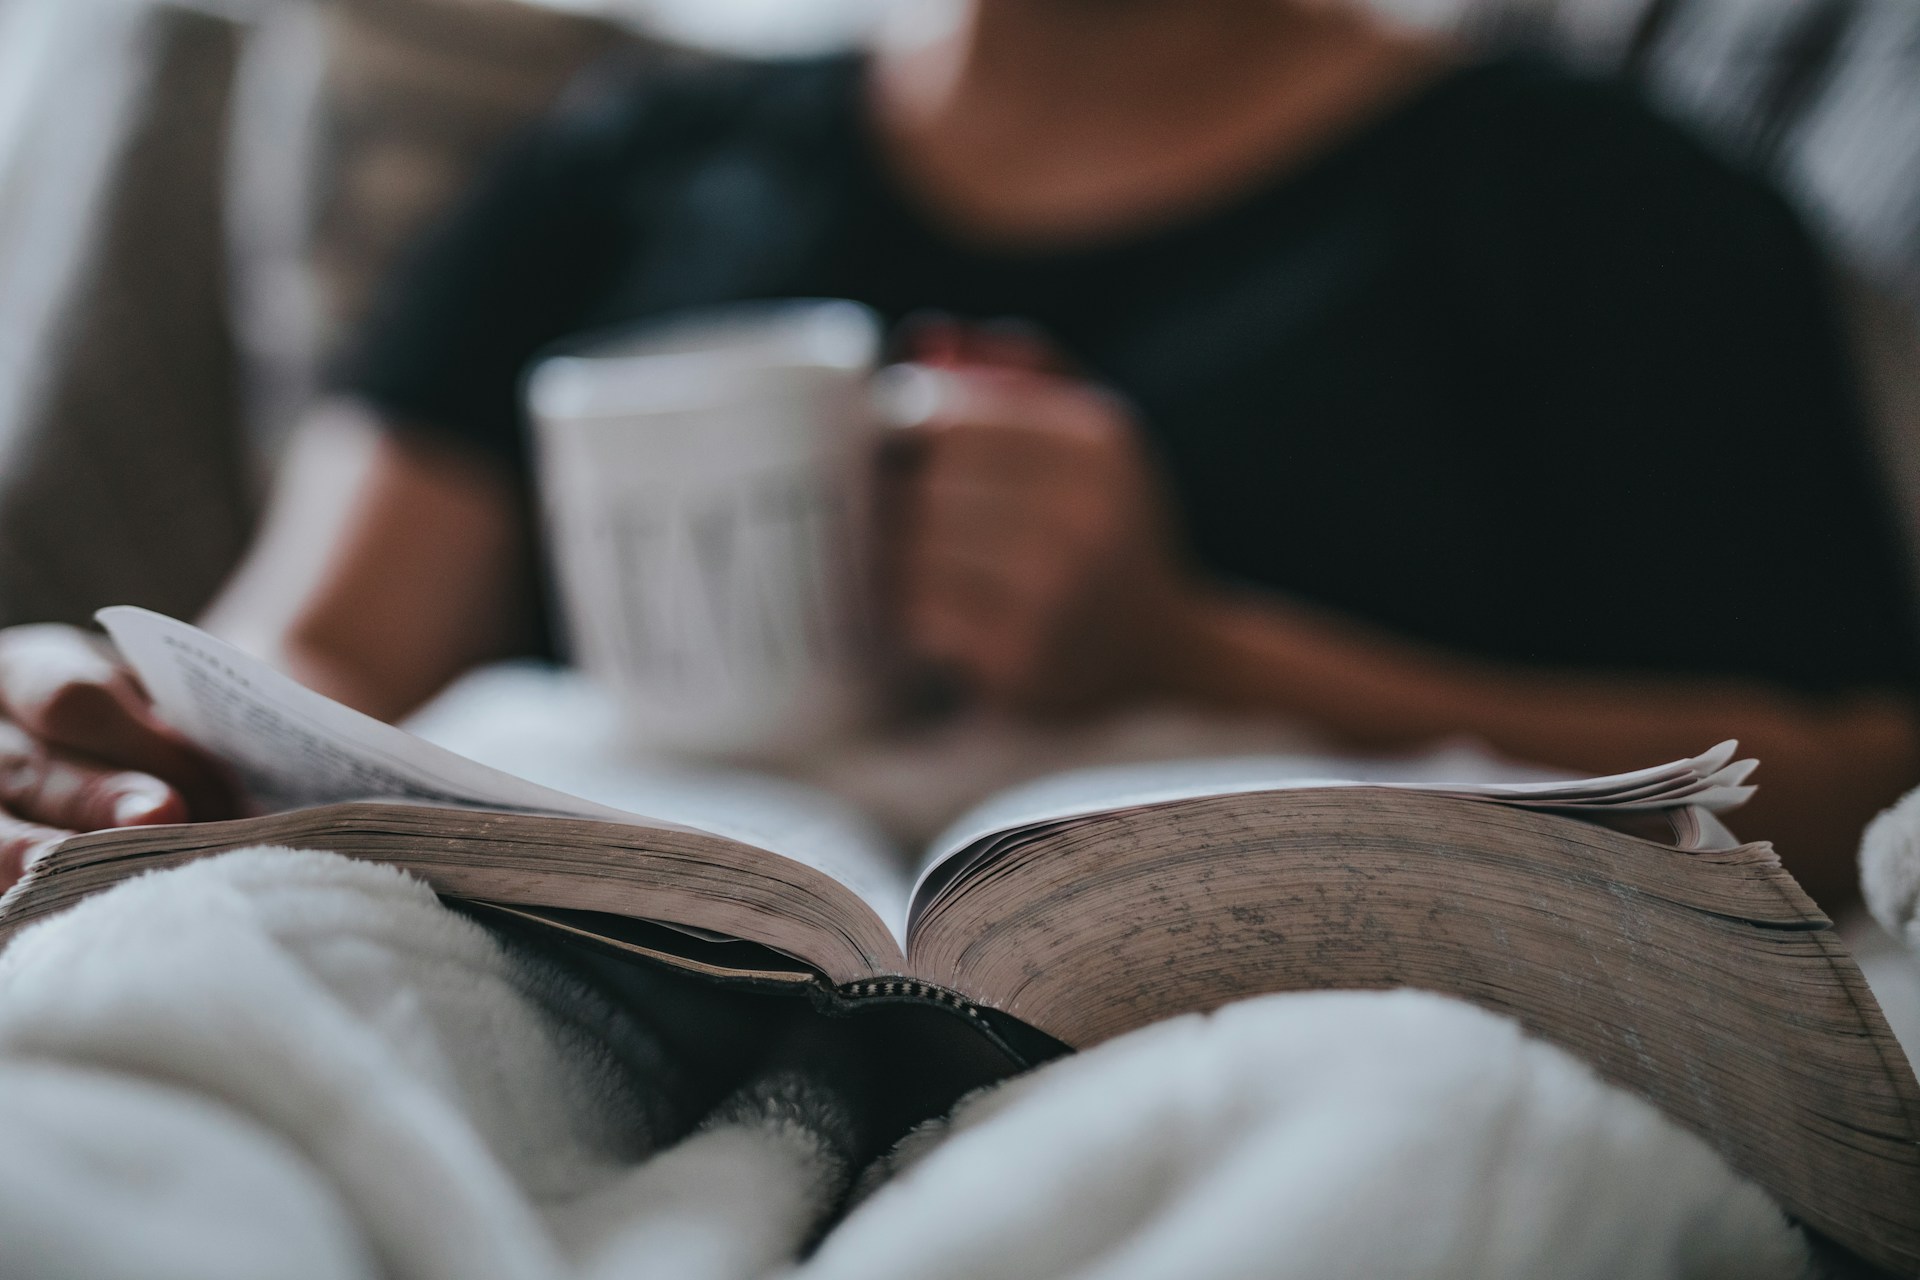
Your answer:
(202, 408), (539, 724)
(1157, 584), (1920, 907)
(198, 410), (408, 717)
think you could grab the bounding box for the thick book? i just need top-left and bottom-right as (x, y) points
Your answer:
(2, 608), (1918, 1274)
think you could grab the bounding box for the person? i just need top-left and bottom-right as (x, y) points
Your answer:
(0, 0), (1914, 909)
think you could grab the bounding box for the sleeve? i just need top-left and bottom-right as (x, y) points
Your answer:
(1450, 69), (1920, 695)
(325, 80), (645, 473)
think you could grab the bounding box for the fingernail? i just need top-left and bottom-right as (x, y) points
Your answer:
(112, 778), (178, 826)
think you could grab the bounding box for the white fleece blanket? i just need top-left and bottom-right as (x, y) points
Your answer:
(0, 848), (1806, 1280)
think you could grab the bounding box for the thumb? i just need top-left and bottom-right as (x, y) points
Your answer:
(0, 625), (236, 819)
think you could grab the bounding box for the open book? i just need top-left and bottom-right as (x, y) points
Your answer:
(3, 608), (1919, 1274)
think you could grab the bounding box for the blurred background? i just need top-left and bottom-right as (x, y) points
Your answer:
(0, 0), (1916, 637)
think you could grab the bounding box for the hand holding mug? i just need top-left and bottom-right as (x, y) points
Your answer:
(881, 328), (1191, 716)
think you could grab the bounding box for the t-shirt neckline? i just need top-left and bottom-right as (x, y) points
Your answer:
(833, 49), (1513, 269)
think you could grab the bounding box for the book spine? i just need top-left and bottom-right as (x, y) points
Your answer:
(836, 977), (993, 1025)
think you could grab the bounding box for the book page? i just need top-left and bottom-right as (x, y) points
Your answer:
(403, 662), (911, 937)
(98, 608), (909, 935)
(911, 742), (1757, 928)
(102, 608), (651, 818)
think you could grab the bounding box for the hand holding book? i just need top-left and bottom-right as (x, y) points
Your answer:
(2, 609), (1918, 1273)
(0, 623), (238, 895)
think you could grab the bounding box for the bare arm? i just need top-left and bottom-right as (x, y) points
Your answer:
(204, 404), (538, 722)
(0, 406), (535, 893)
(890, 350), (1918, 910)
(1154, 585), (1919, 909)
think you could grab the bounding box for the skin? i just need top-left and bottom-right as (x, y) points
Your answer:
(0, 0), (1910, 910)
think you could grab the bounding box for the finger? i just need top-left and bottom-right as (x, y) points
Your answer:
(895, 311), (968, 366)
(0, 810), (70, 897)
(908, 409), (1156, 558)
(876, 366), (1084, 493)
(0, 720), (187, 832)
(34, 690), (235, 820)
(901, 543), (1026, 638)
(909, 595), (1046, 705)
(897, 463), (1079, 588)
(0, 625), (142, 724)
(906, 536), (1071, 618)
(898, 483), (1119, 631)
(906, 587), (1027, 696)
(896, 467), (1103, 640)
(920, 431), (1097, 494)
(0, 626), (237, 818)
(873, 364), (1048, 434)
(889, 421), (1117, 533)
(902, 551), (1058, 690)
(879, 366), (1131, 460)
(957, 319), (1069, 374)
(912, 466), (1117, 548)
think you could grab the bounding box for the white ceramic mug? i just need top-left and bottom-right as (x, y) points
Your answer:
(528, 299), (886, 759)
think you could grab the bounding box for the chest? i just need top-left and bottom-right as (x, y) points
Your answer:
(579, 140), (1543, 637)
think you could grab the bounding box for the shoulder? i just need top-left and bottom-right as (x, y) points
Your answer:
(1390, 50), (1844, 386)
(1423, 55), (1729, 175)
(1413, 55), (1817, 265)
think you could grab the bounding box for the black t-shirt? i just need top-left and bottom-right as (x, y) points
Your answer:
(338, 52), (1920, 694)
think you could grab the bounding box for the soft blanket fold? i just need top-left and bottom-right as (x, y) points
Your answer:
(0, 848), (1807, 1280)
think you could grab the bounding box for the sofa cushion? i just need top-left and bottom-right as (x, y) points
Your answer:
(0, 2), (254, 629)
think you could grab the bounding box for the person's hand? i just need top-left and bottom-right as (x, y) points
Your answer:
(879, 324), (1193, 716)
(0, 625), (236, 895)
